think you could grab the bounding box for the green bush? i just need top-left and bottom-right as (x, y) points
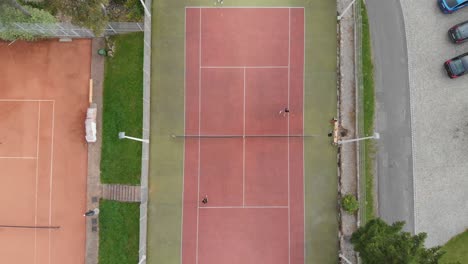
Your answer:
(19, 0), (48, 11)
(46, 0), (109, 35)
(342, 194), (359, 214)
(124, 0), (144, 20)
(0, 5), (57, 41)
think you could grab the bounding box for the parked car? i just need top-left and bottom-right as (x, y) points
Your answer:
(444, 53), (468, 78)
(438, 0), (468, 13)
(448, 21), (468, 43)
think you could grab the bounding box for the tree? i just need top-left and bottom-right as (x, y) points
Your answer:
(5, 0), (31, 17)
(46, 0), (108, 35)
(0, 1), (57, 41)
(351, 218), (445, 264)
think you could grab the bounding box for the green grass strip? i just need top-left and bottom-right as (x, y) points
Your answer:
(441, 230), (468, 264)
(99, 200), (140, 264)
(361, 0), (376, 222)
(101, 32), (143, 185)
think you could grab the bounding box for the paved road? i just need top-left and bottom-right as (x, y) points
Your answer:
(366, 0), (414, 232)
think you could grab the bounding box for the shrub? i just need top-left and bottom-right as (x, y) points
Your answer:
(124, 0), (144, 20)
(342, 194), (359, 214)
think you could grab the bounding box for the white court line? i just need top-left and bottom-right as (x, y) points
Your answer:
(48, 101), (55, 264)
(180, 8), (187, 264)
(0, 157), (37, 159)
(287, 8), (291, 264)
(200, 206), (288, 209)
(196, 8), (202, 264)
(0, 99), (55, 102)
(187, 6), (305, 9)
(243, 67), (246, 207)
(34, 102), (41, 264)
(302, 8), (306, 262)
(201, 66), (288, 69)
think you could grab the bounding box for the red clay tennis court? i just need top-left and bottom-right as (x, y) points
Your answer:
(0, 39), (90, 264)
(182, 7), (304, 264)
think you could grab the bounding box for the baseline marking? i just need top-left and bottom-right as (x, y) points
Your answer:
(186, 6), (305, 9)
(0, 157), (37, 159)
(0, 99), (55, 102)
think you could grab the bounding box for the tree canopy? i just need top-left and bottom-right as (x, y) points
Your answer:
(46, 0), (109, 35)
(351, 218), (446, 264)
(0, 1), (56, 41)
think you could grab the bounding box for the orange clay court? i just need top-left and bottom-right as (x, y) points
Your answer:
(0, 39), (90, 264)
(182, 8), (304, 264)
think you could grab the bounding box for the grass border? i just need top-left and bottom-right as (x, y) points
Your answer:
(360, 0), (376, 223)
(98, 200), (140, 264)
(441, 229), (468, 264)
(100, 32), (144, 185)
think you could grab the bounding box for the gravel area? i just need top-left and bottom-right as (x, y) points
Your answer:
(400, 0), (468, 247)
(337, 0), (358, 262)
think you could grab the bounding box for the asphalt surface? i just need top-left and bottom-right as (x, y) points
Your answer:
(399, 1), (468, 246)
(366, 0), (414, 232)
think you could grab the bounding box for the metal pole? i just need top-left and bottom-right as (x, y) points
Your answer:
(338, 0), (357, 20)
(138, 255), (146, 264)
(339, 253), (353, 264)
(8, 39), (17, 46)
(124, 135), (149, 143)
(139, 0), (151, 17)
(337, 133), (379, 144)
(119, 132), (149, 143)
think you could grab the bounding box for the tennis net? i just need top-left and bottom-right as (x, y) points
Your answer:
(171, 134), (320, 138)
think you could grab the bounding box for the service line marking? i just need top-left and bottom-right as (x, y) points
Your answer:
(200, 206), (288, 209)
(201, 66), (288, 69)
(243, 67), (246, 208)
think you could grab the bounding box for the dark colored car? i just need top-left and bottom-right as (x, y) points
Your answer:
(438, 0), (468, 13)
(444, 53), (468, 78)
(448, 21), (468, 43)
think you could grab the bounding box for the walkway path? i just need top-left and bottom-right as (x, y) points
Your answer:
(101, 184), (141, 202)
(337, 0), (358, 263)
(85, 37), (105, 264)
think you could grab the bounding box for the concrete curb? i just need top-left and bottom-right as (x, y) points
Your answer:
(138, 0), (152, 263)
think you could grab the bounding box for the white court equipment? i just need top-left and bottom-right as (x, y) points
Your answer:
(85, 79), (97, 143)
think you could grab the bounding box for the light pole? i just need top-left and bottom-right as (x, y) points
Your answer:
(339, 253), (354, 264)
(337, 132), (379, 145)
(139, 0), (151, 17)
(118, 132), (149, 143)
(138, 255), (146, 264)
(337, 0), (357, 21)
